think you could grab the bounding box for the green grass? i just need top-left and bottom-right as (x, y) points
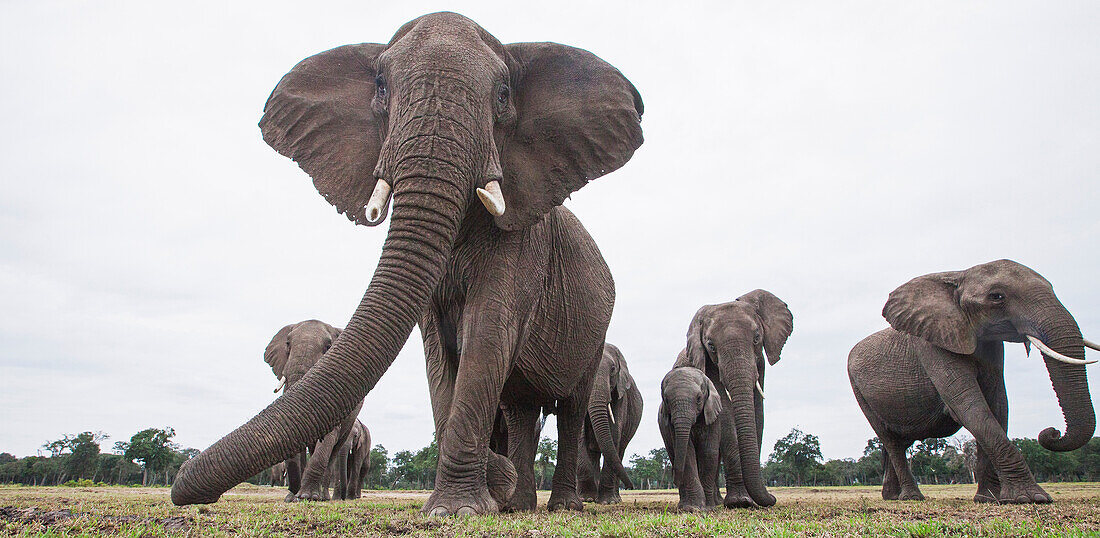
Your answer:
(1, 483), (1098, 536)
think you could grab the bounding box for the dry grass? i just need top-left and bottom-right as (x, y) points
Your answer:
(2, 482), (1099, 536)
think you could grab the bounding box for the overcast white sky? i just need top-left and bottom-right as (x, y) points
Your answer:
(2, 1), (1098, 465)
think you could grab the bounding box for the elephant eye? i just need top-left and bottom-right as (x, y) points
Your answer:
(988, 292), (1005, 303)
(375, 74), (386, 97)
(753, 333), (762, 345)
(497, 84), (510, 104)
(705, 340), (716, 352)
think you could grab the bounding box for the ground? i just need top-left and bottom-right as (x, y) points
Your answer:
(2, 483), (1099, 536)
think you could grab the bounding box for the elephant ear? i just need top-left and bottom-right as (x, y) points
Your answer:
(683, 306), (712, 370)
(617, 355), (634, 394)
(737, 290), (793, 366)
(883, 271), (976, 355)
(259, 43), (388, 227)
(325, 325), (342, 348)
(263, 323), (297, 377)
(496, 42), (644, 230)
(702, 377), (723, 425)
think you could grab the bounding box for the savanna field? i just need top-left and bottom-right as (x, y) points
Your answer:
(2, 483), (1100, 537)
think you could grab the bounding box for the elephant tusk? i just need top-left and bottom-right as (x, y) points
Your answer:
(1024, 340), (1031, 357)
(755, 381), (765, 400)
(364, 179), (391, 223)
(1083, 338), (1100, 352)
(476, 180), (506, 217)
(608, 403), (616, 424)
(273, 376), (286, 394)
(1025, 335), (1097, 366)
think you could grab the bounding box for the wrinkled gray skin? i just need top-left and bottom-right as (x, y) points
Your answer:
(328, 420), (370, 500)
(659, 367), (723, 512)
(171, 12), (643, 515)
(579, 343), (642, 504)
(674, 290), (792, 508)
(849, 259), (1095, 504)
(265, 320), (363, 502)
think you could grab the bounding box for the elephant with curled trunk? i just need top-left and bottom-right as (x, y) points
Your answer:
(659, 367), (723, 512)
(265, 320), (363, 502)
(171, 12), (643, 515)
(579, 343), (642, 504)
(673, 290), (793, 508)
(849, 259), (1097, 503)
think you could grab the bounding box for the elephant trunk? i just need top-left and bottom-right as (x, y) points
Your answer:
(588, 389), (634, 489)
(1029, 304), (1095, 452)
(728, 369), (775, 507)
(172, 168), (467, 505)
(669, 401), (695, 485)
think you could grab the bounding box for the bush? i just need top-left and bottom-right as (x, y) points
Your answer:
(61, 479), (108, 488)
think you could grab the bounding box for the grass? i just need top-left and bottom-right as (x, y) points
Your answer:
(1, 483), (1099, 536)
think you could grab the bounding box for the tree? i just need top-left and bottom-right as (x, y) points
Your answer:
(766, 428), (824, 486)
(120, 428), (179, 486)
(534, 437), (557, 489)
(42, 431), (109, 482)
(367, 445), (388, 489)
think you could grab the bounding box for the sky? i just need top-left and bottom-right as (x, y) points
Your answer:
(1, 1), (1098, 466)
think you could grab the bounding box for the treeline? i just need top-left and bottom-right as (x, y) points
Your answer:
(7, 427), (1100, 490)
(761, 428), (1100, 487)
(0, 428), (195, 487)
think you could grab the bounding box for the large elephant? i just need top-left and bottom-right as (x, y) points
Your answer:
(658, 366), (723, 512)
(849, 259), (1097, 503)
(673, 289), (793, 508)
(578, 343), (642, 504)
(171, 12), (644, 515)
(265, 320), (363, 502)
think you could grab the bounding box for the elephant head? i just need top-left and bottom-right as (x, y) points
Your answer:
(677, 289), (792, 507)
(883, 259), (1097, 452)
(265, 320), (342, 393)
(172, 12), (642, 505)
(586, 343), (635, 489)
(660, 367), (722, 484)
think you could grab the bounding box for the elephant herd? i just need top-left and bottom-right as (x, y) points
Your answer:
(170, 12), (1096, 514)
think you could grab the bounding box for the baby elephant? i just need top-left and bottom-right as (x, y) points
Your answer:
(659, 367), (723, 512)
(849, 259), (1097, 504)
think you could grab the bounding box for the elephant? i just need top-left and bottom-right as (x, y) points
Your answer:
(659, 366), (724, 512)
(344, 420), (371, 499)
(171, 11), (644, 516)
(578, 343), (642, 504)
(673, 289), (793, 508)
(268, 462), (286, 487)
(264, 320), (364, 502)
(848, 259), (1097, 504)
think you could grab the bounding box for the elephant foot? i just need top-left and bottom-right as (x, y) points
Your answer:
(292, 481), (329, 502)
(422, 487), (498, 516)
(595, 491), (621, 505)
(997, 482), (1051, 504)
(501, 489), (538, 513)
(897, 488), (925, 501)
(284, 491), (298, 503)
(677, 501), (704, 513)
(723, 492), (753, 508)
(547, 490), (584, 512)
(486, 452), (517, 507)
(578, 488), (599, 503)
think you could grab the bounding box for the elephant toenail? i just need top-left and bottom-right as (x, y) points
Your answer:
(456, 507), (477, 516)
(429, 507), (450, 517)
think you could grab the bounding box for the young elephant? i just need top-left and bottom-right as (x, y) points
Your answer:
(673, 290), (792, 508)
(327, 419), (370, 500)
(578, 343), (643, 504)
(849, 259), (1097, 503)
(266, 320), (363, 502)
(659, 367), (723, 512)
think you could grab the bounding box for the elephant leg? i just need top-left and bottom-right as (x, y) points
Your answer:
(328, 441), (349, 501)
(699, 426), (722, 510)
(501, 404), (539, 512)
(881, 447), (901, 500)
(422, 306), (459, 445)
(974, 350), (1006, 503)
(881, 435), (923, 500)
(284, 452), (304, 502)
(596, 401), (623, 504)
(717, 385), (751, 508)
(577, 419), (600, 502)
(924, 353), (1049, 503)
(297, 427), (341, 501)
(548, 393), (587, 512)
(422, 299), (516, 516)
